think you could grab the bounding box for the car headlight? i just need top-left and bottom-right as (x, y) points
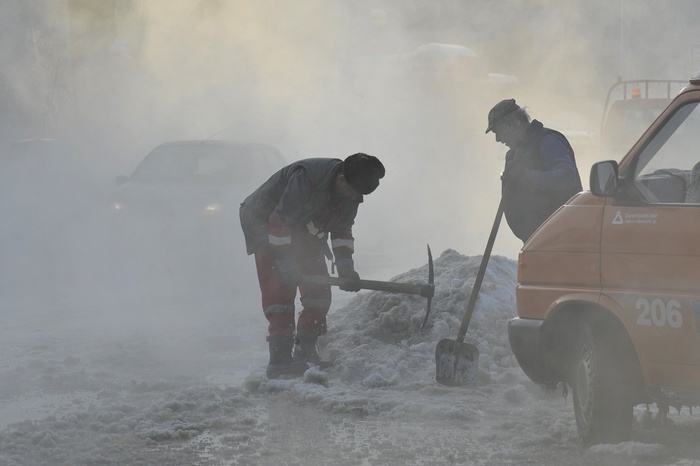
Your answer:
(203, 203), (222, 214)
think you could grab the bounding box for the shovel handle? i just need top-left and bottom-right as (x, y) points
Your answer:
(456, 198), (505, 343)
(302, 275), (434, 298)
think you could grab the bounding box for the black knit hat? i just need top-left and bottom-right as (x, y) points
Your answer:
(343, 153), (385, 195)
(485, 98), (520, 134)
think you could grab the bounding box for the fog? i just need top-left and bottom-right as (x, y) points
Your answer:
(1, 1), (700, 463)
(4, 1), (699, 252)
(4, 1), (698, 269)
(2, 0), (698, 377)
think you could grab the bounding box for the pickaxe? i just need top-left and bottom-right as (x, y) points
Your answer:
(302, 245), (434, 331)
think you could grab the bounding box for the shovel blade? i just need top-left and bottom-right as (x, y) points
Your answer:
(435, 338), (480, 386)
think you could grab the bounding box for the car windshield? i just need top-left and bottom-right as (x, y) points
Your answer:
(129, 144), (273, 184)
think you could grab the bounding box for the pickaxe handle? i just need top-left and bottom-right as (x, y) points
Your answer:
(302, 275), (434, 299)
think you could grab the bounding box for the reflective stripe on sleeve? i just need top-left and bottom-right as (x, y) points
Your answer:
(331, 238), (354, 250)
(269, 234), (292, 246)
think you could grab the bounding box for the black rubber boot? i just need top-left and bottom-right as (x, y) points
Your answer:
(266, 335), (309, 379)
(293, 334), (333, 369)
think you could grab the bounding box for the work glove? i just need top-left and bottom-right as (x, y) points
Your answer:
(336, 257), (361, 292)
(501, 158), (527, 183)
(276, 253), (301, 288)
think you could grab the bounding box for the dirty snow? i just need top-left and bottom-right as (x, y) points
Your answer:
(1, 248), (699, 465)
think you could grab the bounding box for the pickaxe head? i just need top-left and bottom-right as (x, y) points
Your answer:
(420, 244), (434, 332)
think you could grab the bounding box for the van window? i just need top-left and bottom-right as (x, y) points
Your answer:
(631, 101), (700, 204)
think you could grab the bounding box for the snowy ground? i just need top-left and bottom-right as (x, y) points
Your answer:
(1, 244), (700, 465)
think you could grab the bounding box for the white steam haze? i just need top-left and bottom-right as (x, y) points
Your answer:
(1, 1), (700, 465)
(3, 0), (699, 264)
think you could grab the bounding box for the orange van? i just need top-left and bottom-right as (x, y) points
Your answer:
(508, 71), (700, 445)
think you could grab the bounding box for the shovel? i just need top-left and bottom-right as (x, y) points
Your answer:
(435, 198), (504, 386)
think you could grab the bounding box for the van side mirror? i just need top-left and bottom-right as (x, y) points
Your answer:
(590, 160), (619, 197)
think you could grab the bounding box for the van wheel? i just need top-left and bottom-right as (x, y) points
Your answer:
(571, 323), (633, 446)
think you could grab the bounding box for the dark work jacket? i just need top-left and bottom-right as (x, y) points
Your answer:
(239, 158), (360, 255)
(501, 120), (582, 242)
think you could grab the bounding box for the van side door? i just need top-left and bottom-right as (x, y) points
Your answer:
(600, 95), (700, 395)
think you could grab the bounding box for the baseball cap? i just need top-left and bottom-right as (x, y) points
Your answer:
(485, 98), (520, 134)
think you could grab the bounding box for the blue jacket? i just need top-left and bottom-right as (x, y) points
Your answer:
(501, 120), (582, 242)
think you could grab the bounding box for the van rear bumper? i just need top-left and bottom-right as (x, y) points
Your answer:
(508, 317), (552, 386)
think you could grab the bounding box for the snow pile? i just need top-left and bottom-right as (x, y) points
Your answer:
(323, 248), (519, 385)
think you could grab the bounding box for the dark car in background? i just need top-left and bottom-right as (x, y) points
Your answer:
(113, 140), (284, 215)
(111, 140), (286, 294)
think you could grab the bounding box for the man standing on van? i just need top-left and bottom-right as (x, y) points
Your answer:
(486, 99), (583, 242)
(239, 153), (385, 379)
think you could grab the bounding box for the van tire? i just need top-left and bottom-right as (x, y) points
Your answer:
(571, 322), (633, 446)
